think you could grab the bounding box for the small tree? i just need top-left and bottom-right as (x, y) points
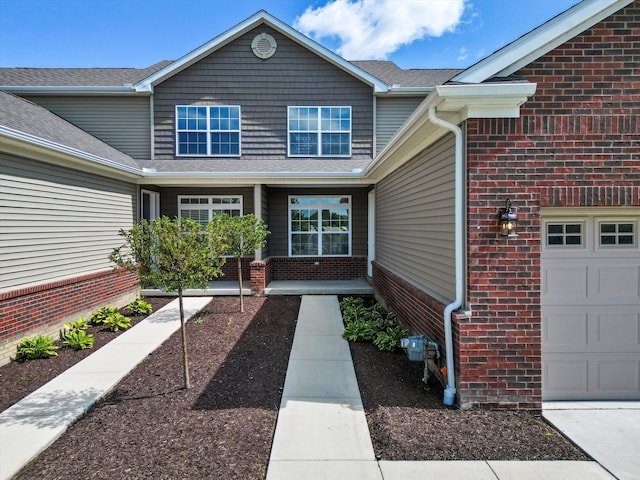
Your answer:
(110, 217), (227, 389)
(218, 214), (269, 312)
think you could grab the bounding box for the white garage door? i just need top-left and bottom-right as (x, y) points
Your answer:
(542, 209), (640, 401)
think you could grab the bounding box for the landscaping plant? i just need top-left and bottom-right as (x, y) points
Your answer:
(127, 297), (153, 315)
(215, 213), (269, 312)
(102, 312), (131, 332)
(110, 216), (228, 389)
(340, 296), (411, 352)
(63, 329), (94, 350)
(16, 335), (58, 360)
(89, 307), (119, 326)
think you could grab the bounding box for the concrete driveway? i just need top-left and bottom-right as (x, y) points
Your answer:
(543, 401), (640, 480)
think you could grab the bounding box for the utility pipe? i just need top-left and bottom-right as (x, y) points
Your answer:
(427, 107), (464, 406)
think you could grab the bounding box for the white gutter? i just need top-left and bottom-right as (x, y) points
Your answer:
(0, 126), (144, 176)
(427, 107), (464, 406)
(0, 85), (142, 95)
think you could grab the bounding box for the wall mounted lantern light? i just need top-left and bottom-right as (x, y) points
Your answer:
(498, 199), (518, 237)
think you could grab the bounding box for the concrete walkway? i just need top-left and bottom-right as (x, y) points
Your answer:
(0, 296), (212, 480)
(266, 295), (618, 480)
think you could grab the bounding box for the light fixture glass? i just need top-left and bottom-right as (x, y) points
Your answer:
(499, 199), (518, 237)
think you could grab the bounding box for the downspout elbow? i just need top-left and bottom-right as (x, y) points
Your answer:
(427, 106), (464, 407)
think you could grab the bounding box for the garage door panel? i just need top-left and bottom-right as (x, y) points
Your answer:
(543, 357), (588, 396)
(543, 310), (588, 346)
(597, 357), (640, 393)
(594, 264), (640, 298)
(543, 265), (588, 300)
(594, 312), (640, 346)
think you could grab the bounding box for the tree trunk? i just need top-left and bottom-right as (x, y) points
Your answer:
(237, 256), (244, 313)
(178, 289), (190, 389)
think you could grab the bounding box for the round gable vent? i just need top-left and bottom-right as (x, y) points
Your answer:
(251, 33), (277, 59)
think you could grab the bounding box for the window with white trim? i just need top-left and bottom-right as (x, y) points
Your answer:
(289, 196), (351, 256)
(176, 106), (240, 156)
(178, 196), (242, 226)
(599, 221), (635, 246)
(546, 223), (583, 246)
(288, 107), (351, 157)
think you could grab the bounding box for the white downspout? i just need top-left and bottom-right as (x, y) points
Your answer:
(427, 107), (464, 406)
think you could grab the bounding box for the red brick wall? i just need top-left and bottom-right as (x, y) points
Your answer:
(0, 269), (138, 354)
(268, 256), (368, 281)
(462, 3), (639, 409)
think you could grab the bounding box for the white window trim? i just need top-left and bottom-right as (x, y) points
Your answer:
(287, 106), (352, 158)
(177, 195), (243, 225)
(596, 218), (637, 248)
(544, 219), (586, 249)
(175, 105), (241, 157)
(288, 195), (352, 257)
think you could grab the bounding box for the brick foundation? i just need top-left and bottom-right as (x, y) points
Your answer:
(0, 269), (139, 366)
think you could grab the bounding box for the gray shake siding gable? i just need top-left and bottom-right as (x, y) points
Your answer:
(153, 26), (374, 161)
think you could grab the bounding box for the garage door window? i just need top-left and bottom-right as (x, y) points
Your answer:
(599, 222), (635, 246)
(546, 223), (582, 246)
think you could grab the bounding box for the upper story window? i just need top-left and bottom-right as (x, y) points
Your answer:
(176, 106), (240, 157)
(288, 107), (351, 157)
(178, 196), (242, 226)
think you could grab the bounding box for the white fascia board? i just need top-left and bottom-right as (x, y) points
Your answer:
(434, 83), (537, 118)
(135, 10), (388, 93)
(452, 0), (633, 84)
(0, 126), (143, 177)
(0, 85), (141, 95)
(139, 170), (373, 186)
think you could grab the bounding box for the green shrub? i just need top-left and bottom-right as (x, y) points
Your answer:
(374, 325), (411, 352)
(16, 335), (58, 360)
(102, 312), (131, 332)
(342, 319), (378, 342)
(63, 329), (94, 350)
(90, 307), (119, 325)
(126, 297), (152, 316)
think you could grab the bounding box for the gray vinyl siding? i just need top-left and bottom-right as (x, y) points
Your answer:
(375, 96), (425, 155)
(375, 133), (456, 301)
(22, 95), (151, 160)
(153, 26), (373, 161)
(159, 187), (255, 218)
(0, 153), (136, 291)
(266, 187), (368, 257)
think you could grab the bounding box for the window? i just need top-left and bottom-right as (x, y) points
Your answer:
(178, 196), (242, 226)
(176, 106), (240, 156)
(599, 222), (635, 246)
(288, 107), (351, 157)
(289, 196), (351, 256)
(546, 223), (582, 246)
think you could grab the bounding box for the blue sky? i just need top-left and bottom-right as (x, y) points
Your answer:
(0, 0), (582, 69)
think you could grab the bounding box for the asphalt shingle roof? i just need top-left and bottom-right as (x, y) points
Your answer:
(352, 61), (462, 88)
(0, 61), (172, 87)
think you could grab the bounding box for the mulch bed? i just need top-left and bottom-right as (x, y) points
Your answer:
(12, 295), (300, 480)
(0, 297), (173, 412)
(351, 340), (588, 461)
(2, 294), (588, 480)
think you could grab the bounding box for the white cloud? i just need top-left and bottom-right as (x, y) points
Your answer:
(294, 0), (466, 60)
(457, 46), (468, 62)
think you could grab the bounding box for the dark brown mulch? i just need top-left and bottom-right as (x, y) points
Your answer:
(13, 295), (300, 480)
(0, 297), (173, 412)
(350, 340), (589, 461)
(4, 294), (588, 480)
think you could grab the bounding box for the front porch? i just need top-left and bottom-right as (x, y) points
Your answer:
(141, 278), (373, 297)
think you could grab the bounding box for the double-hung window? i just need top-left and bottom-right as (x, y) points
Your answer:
(289, 196), (351, 256)
(288, 107), (351, 157)
(176, 106), (241, 156)
(178, 196), (243, 226)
